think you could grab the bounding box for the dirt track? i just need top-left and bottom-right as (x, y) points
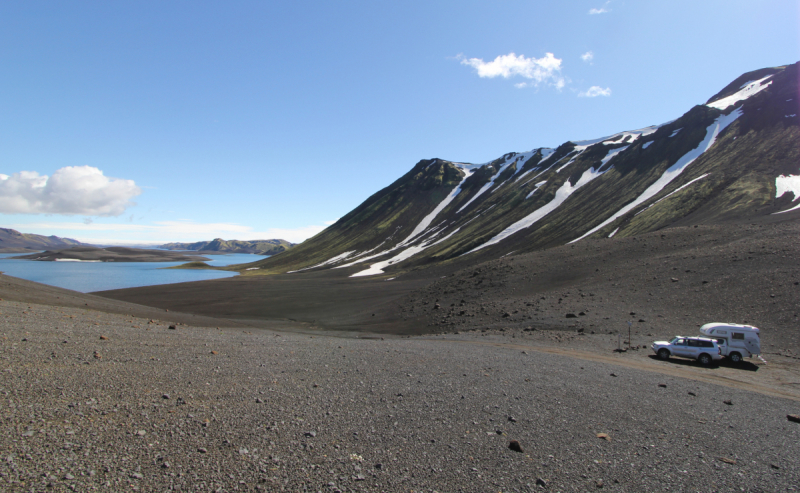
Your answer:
(425, 335), (800, 402)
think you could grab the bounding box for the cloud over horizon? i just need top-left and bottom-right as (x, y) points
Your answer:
(581, 51), (594, 63)
(579, 86), (612, 97)
(0, 166), (141, 216)
(457, 52), (565, 89)
(11, 219), (333, 244)
(588, 2), (611, 14)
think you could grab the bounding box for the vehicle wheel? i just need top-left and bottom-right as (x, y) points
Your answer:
(729, 352), (742, 364)
(657, 349), (670, 360)
(698, 353), (712, 366)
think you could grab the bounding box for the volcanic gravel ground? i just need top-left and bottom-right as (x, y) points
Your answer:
(397, 221), (800, 351)
(1, 300), (799, 492)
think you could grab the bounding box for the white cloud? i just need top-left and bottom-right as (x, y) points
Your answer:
(581, 51), (594, 63)
(11, 220), (330, 244)
(579, 86), (612, 97)
(457, 52), (565, 89)
(0, 166), (141, 216)
(589, 2), (611, 14)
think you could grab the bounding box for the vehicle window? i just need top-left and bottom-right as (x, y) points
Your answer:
(701, 341), (713, 348)
(716, 338), (726, 345)
(717, 330), (727, 335)
(688, 339), (699, 347)
(732, 333), (745, 340)
(675, 339), (687, 346)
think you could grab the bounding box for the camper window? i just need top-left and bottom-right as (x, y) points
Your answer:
(732, 333), (745, 340)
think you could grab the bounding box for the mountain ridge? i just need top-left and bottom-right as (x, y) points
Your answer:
(238, 62), (799, 277)
(0, 228), (84, 253)
(160, 238), (293, 255)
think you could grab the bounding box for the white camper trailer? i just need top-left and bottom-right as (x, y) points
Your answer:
(699, 323), (761, 363)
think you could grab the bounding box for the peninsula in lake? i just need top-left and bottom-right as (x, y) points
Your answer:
(13, 246), (212, 263)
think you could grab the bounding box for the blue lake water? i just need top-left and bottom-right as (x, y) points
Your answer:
(0, 252), (266, 293)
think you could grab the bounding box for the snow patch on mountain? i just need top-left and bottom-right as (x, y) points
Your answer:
(514, 149), (555, 183)
(636, 173), (710, 216)
(455, 157), (520, 212)
(570, 108), (743, 243)
(350, 227), (462, 277)
(335, 168), (476, 275)
(287, 250), (356, 273)
(707, 75), (773, 110)
(642, 141), (654, 149)
(669, 128), (683, 138)
(599, 146), (629, 170)
(406, 167), (475, 241)
(571, 125), (660, 149)
(525, 180), (547, 199)
(774, 173), (800, 214)
(466, 165), (611, 254)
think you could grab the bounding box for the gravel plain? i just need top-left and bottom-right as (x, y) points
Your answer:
(1, 299), (798, 492)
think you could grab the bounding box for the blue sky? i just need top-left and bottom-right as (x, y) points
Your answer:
(1, 0), (797, 245)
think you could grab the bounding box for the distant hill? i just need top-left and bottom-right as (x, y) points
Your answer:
(160, 238), (294, 255)
(0, 228), (85, 253)
(14, 246), (211, 263)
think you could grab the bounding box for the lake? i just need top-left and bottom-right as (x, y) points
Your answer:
(0, 252), (266, 293)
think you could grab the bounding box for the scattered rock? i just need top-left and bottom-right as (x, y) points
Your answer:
(671, 278), (679, 282)
(596, 433), (611, 441)
(162, 393), (170, 399)
(210, 350), (218, 355)
(256, 397), (264, 403)
(535, 478), (548, 487)
(304, 431), (317, 437)
(64, 473), (75, 480)
(595, 479), (604, 488)
(610, 373), (617, 377)
(508, 440), (523, 453)
(565, 313), (577, 318)
(787, 414), (800, 423)
(688, 391), (696, 396)
(197, 447), (208, 454)
(658, 384), (667, 388)
(723, 400), (733, 406)
(161, 461), (171, 469)
(771, 463), (780, 469)
(130, 472), (143, 480)
(508, 416), (517, 423)
(99, 335), (108, 340)
(168, 325), (176, 330)
(93, 351), (102, 359)
(136, 430), (146, 436)
(719, 457), (737, 465)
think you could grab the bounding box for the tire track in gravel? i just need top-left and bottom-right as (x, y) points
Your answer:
(424, 338), (800, 402)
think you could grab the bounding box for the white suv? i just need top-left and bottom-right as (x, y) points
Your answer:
(651, 336), (722, 366)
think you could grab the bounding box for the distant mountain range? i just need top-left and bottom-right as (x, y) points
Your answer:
(0, 228), (84, 253)
(160, 238), (294, 255)
(241, 62), (800, 276)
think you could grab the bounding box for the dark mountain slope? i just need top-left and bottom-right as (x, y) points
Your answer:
(238, 62), (799, 279)
(0, 228), (84, 253)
